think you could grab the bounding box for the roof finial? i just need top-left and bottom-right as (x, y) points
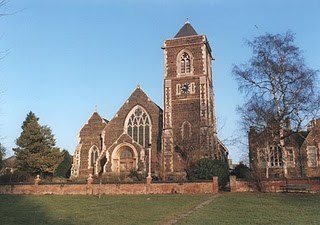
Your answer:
(94, 105), (98, 112)
(137, 84), (141, 89)
(185, 17), (190, 24)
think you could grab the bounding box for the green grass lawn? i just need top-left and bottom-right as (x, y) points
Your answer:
(0, 194), (209, 225)
(0, 193), (319, 225)
(177, 193), (320, 225)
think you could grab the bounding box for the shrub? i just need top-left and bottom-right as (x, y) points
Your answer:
(0, 173), (11, 183)
(129, 170), (146, 181)
(187, 158), (229, 189)
(231, 162), (250, 179)
(0, 170), (36, 183)
(54, 150), (72, 178)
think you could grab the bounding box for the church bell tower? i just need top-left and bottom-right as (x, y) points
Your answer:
(162, 21), (218, 180)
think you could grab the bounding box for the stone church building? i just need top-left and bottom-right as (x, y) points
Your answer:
(71, 22), (228, 180)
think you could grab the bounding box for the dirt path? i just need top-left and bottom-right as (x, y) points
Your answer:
(162, 194), (220, 225)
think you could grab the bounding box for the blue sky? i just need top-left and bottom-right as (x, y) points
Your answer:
(0, 0), (319, 163)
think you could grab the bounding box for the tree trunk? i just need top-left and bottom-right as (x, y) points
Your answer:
(279, 127), (288, 178)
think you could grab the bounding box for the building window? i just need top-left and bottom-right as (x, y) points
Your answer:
(257, 148), (267, 168)
(125, 106), (151, 147)
(88, 146), (99, 168)
(270, 146), (282, 167)
(307, 146), (318, 167)
(178, 51), (192, 75)
(190, 82), (196, 94)
(121, 148), (133, 159)
(286, 147), (295, 167)
(181, 52), (190, 74)
(176, 83), (181, 95)
(181, 121), (192, 141)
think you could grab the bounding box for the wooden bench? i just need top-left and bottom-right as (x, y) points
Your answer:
(280, 184), (312, 193)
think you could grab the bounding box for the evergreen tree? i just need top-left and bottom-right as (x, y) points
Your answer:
(231, 162), (250, 179)
(54, 150), (72, 178)
(13, 111), (62, 177)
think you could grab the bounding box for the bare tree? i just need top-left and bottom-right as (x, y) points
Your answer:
(0, 142), (5, 170)
(234, 31), (320, 178)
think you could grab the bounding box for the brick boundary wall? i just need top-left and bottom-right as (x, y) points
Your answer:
(0, 176), (219, 195)
(229, 176), (320, 193)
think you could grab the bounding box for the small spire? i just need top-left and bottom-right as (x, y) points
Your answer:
(94, 105), (98, 112)
(174, 19), (198, 38)
(185, 17), (190, 24)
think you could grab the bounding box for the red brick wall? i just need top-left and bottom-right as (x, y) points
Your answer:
(230, 176), (320, 192)
(0, 178), (219, 195)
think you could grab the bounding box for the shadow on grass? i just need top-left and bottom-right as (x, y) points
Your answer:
(173, 192), (320, 225)
(272, 193), (320, 225)
(0, 194), (213, 225)
(0, 195), (77, 225)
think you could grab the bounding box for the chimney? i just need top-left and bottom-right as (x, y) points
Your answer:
(285, 117), (291, 130)
(308, 119), (319, 131)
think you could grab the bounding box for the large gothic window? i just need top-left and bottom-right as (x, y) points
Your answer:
(88, 146), (99, 168)
(125, 106), (151, 147)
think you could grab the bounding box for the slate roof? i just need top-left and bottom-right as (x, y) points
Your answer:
(174, 22), (198, 38)
(292, 131), (309, 148)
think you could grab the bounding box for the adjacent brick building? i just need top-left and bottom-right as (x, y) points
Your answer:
(249, 119), (320, 179)
(71, 22), (228, 180)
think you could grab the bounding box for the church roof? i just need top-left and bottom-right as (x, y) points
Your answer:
(128, 86), (162, 110)
(81, 111), (108, 131)
(174, 21), (198, 38)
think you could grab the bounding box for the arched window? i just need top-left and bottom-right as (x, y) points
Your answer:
(88, 146), (99, 168)
(121, 148), (133, 159)
(125, 106), (151, 147)
(181, 121), (192, 141)
(180, 52), (191, 74)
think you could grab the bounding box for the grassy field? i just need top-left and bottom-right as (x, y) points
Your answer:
(0, 194), (208, 225)
(0, 193), (319, 225)
(176, 193), (320, 225)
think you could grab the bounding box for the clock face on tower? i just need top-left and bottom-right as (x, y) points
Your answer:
(181, 83), (190, 94)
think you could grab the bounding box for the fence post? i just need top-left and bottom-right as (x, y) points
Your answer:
(146, 176), (152, 194)
(87, 174), (94, 195)
(230, 176), (237, 192)
(34, 175), (41, 185)
(212, 176), (219, 193)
